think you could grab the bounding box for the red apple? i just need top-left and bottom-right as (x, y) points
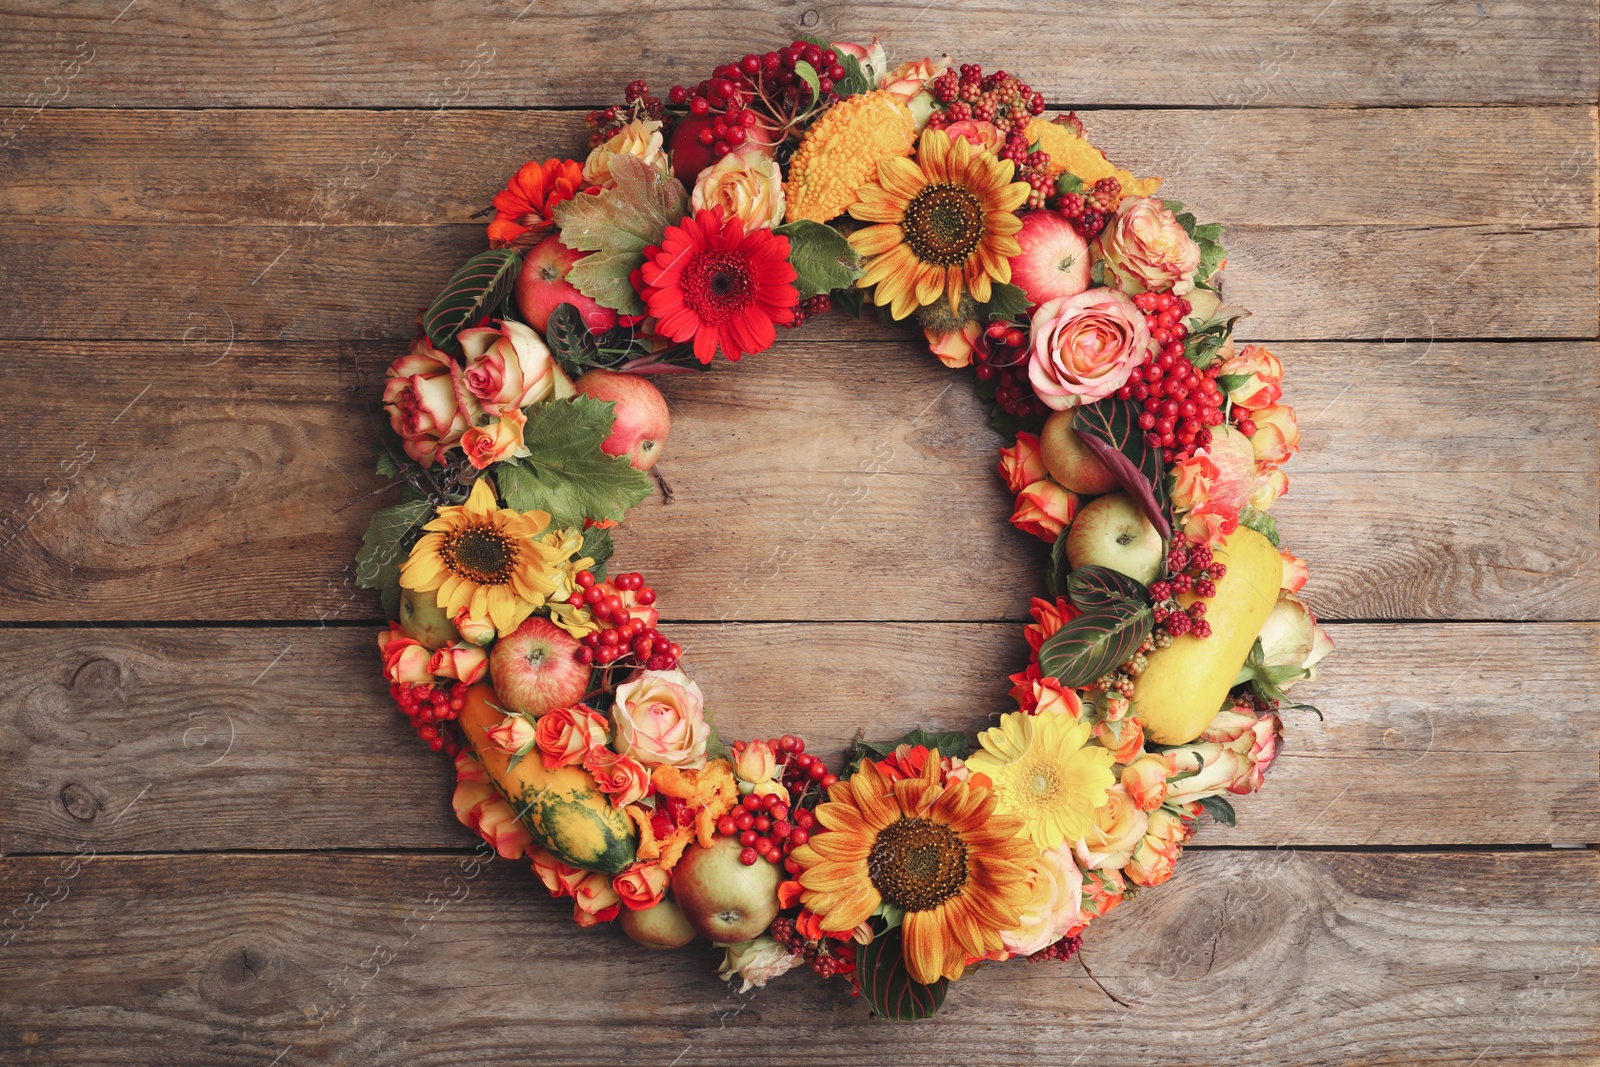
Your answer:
(487, 616), (590, 717)
(515, 234), (618, 335)
(574, 368), (670, 471)
(670, 836), (781, 945)
(1010, 210), (1091, 308)
(619, 894), (697, 950)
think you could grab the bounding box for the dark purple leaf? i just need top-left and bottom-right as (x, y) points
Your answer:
(1073, 398), (1172, 540)
(1067, 565), (1153, 611)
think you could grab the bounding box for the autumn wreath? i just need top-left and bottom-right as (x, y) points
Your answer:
(356, 36), (1333, 1019)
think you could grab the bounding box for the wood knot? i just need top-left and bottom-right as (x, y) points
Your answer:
(59, 782), (102, 822)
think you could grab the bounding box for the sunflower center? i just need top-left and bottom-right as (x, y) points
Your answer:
(901, 183), (986, 267)
(440, 522), (520, 586)
(867, 816), (968, 912)
(681, 250), (757, 325)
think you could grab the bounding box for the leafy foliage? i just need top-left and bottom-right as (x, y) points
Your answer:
(1073, 398), (1172, 539)
(581, 523), (615, 580)
(831, 287), (867, 318)
(1183, 301), (1251, 369)
(495, 397), (654, 528)
(858, 926), (949, 1022)
(551, 156), (688, 316)
(1066, 565), (1153, 611)
(774, 219), (863, 299)
(974, 281), (1030, 323)
(421, 249), (523, 355)
(354, 497), (435, 619)
(1165, 200), (1227, 285)
(1237, 504), (1281, 547)
(1196, 795), (1237, 827)
(1233, 636), (1307, 704)
(1038, 603), (1155, 688)
(1045, 526), (1072, 599)
(545, 303), (604, 375)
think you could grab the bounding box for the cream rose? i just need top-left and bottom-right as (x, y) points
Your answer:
(1074, 784), (1149, 871)
(611, 668), (710, 769)
(1027, 287), (1156, 410)
(1256, 594), (1334, 691)
(429, 641), (488, 685)
(1094, 196), (1202, 297)
(719, 936), (805, 993)
(1001, 843), (1084, 957)
(458, 319), (556, 416)
(584, 118), (669, 188)
(690, 149), (785, 232)
(381, 339), (474, 468)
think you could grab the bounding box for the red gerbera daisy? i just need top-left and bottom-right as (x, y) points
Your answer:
(638, 208), (799, 363)
(487, 158), (588, 248)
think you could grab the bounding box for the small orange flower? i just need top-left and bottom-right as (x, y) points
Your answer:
(487, 158), (588, 248)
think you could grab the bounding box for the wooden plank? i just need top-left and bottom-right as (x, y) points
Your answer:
(0, 0), (1594, 108)
(2, 623), (1593, 854)
(5, 107), (1594, 229)
(0, 340), (1591, 623)
(0, 850), (1593, 1065)
(2, 222), (1591, 342)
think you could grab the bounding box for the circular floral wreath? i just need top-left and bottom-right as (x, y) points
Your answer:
(358, 36), (1333, 1019)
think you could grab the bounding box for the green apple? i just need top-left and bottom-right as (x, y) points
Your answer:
(669, 836), (781, 945)
(1040, 410), (1120, 495)
(1066, 491), (1163, 585)
(619, 894), (697, 950)
(398, 586), (460, 649)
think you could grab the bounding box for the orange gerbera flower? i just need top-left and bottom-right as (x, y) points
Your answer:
(789, 753), (1036, 985)
(487, 158), (588, 248)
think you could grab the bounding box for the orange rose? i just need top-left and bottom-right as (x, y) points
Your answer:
(381, 339), (475, 468)
(1073, 784), (1148, 871)
(1168, 450), (1218, 516)
(1217, 344), (1283, 410)
(428, 641), (488, 685)
(528, 843), (588, 898)
(1095, 716), (1145, 764)
(734, 739), (779, 785)
(1028, 287), (1156, 410)
(1032, 676), (1084, 719)
(1121, 752), (1177, 812)
(535, 705), (610, 771)
(460, 410), (528, 470)
(452, 609), (496, 646)
(571, 870), (622, 926)
(925, 321), (981, 369)
(997, 431), (1048, 494)
(378, 624), (433, 685)
(612, 863), (670, 910)
(1010, 478), (1078, 542)
(1280, 549), (1309, 593)
(1125, 807), (1197, 887)
(1093, 196), (1201, 297)
(486, 712), (538, 757)
(944, 118), (1005, 153)
(1247, 404), (1300, 464)
(1079, 867), (1126, 923)
(582, 747), (654, 808)
(450, 751), (532, 860)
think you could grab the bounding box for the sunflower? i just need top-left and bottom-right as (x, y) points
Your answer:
(400, 479), (580, 637)
(790, 753), (1036, 985)
(966, 711), (1117, 851)
(847, 128), (1031, 320)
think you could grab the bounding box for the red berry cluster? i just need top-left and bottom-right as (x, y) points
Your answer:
(973, 323), (1049, 420)
(1025, 933), (1083, 963)
(1149, 540), (1226, 639)
(769, 915), (857, 979)
(1113, 292), (1227, 464)
(925, 65), (1045, 135)
(785, 293), (833, 330)
(667, 42), (845, 158)
(716, 791), (810, 867)
(390, 680), (466, 756)
(585, 80), (669, 149)
(571, 571), (681, 670)
(1057, 176), (1122, 239)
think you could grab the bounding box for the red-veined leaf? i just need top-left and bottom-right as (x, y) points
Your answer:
(858, 926), (948, 1022)
(422, 248), (523, 355)
(1037, 604), (1154, 688)
(1066, 565), (1153, 611)
(1073, 397), (1172, 539)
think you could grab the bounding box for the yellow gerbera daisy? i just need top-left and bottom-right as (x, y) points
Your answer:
(399, 478), (579, 637)
(789, 753), (1037, 986)
(967, 711), (1117, 851)
(847, 128), (1031, 321)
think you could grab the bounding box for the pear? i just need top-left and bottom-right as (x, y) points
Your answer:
(398, 586), (459, 650)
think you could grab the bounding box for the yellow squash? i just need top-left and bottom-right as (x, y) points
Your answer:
(459, 683), (638, 874)
(1130, 526), (1281, 745)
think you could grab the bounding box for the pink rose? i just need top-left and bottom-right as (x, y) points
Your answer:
(1168, 450), (1218, 516)
(458, 319), (557, 416)
(1093, 196), (1202, 297)
(382, 339), (475, 468)
(997, 431), (1048, 494)
(571, 870), (622, 926)
(486, 712), (538, 757)
(1000, 844), (1083, 958)
(924, 322), (981, 369)
(460, 409), (528, 470)
(535, 705), (610, 771)
(880, 54), (951, 101)
(1027, 287), (1156, 410)
(529, 843), (588, 898)
(450, 751), (532, 859)
(1165, 709), (1284, 802)
(1280, 549), (1309, 593)
(378, 624), (433, 684)
(428, 641), (488, 685)
(1248, 404), (1300, 464)
(582, 747), (654, 808)
(1217, 344), (1283, 410)
(1010, 478), (1078, 542)
(612, 863), (670, 911)
(611, 668), (710, 769)
(1180, 503), (1240, 548)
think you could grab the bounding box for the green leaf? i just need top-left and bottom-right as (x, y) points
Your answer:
(497, 396), (654, 527)
(546, 303), (604, 376)
(974, 281), (1030, 323)
(1237, 504), (1281, 547)
(550, 156), (688, 315)
(831, 287), (866, 318)
(1166, 202), (1228, 286)
(354, 498), (435, 619)
(422, 249), (523, 355)
(1056, 173), (1084, 196)
(580, 523), (614, 580)
(1045, 526), (1071, 598)
(989, 402), (1044, 437)
(1073, 398), (1172, 540)
(856, 728), (973, 764)
(773, 220), (863, 299)
(1215, 373), (1251, 394)
(1182, 302), (1251, 369)
(793, 59), (822, 100)
(836, 53), (872, 97)
(1196, 795), (1237, 827)
(1038, 604), (1154, 688)
(1066, 565), (1153, 611)
(858, 926), (949, 1022)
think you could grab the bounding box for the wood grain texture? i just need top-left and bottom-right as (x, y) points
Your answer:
(0, 850), (1594, 1065)
(0, 340), (1592, 623)
(2, 623), (1593, 854)
(6, 107), (1595, 229)
(1, 0), (1595, 108)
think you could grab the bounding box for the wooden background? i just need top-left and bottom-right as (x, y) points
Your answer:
(0, 2), (1596, 1064)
